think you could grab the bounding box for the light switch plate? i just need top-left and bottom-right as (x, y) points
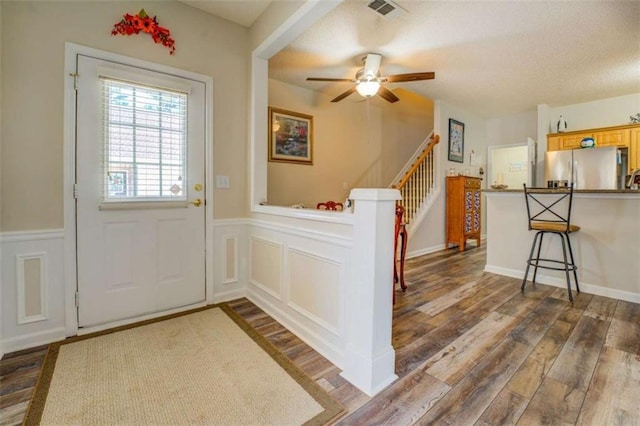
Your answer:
(216, 175), (230, 189)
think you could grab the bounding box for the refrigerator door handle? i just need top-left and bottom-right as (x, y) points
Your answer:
(573, 160), (578, 188)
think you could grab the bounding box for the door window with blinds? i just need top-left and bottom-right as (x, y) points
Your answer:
(101, 77), (188, 202)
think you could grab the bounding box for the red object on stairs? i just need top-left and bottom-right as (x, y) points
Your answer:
(393, 204), (408, 304)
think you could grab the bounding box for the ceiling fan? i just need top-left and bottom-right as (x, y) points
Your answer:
(306, 53), (434, 103)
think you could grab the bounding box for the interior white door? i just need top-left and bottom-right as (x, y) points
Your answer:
(75, 54), (206, 327)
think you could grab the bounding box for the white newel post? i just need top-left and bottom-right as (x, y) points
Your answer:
(341, 188), (400, 396)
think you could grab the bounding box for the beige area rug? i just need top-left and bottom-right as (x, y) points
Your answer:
(25, 305), (344, 425)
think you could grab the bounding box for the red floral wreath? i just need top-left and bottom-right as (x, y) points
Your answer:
(112, 9), (175, 55)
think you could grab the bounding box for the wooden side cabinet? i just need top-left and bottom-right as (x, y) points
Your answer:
(446, 176), (481, 252)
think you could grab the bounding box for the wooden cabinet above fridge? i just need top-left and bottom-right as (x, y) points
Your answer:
(547, 123), (639, 174)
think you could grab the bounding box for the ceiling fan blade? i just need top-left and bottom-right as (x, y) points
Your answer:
(307, 77), (355, 82)
(378, 86), (400, 103)
(381, 72), (435, 83)
(363, 53), (382, 77)
(331, 87), (357, 103)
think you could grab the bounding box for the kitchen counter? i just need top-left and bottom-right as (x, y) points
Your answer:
(484, 190), (640, 303)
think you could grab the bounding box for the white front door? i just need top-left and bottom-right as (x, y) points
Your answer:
(75, 54), (206, 327)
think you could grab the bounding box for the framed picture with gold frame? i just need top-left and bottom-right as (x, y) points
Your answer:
(268, 107), (313, 165)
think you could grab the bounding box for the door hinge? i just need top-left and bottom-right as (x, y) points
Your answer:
(69, 72), (79, 90)
(73, 183), (78, 199)
(75, 291), (79, 308)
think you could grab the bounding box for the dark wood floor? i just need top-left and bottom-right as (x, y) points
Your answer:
(2, 244), (639, 425)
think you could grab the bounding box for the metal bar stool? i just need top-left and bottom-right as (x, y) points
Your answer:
(522, 184), (580, 302)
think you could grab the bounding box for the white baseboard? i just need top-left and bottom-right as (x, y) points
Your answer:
(1, 327), (66, 354)
(247, 288), (344, 369)
(484, 264), (640, 304)
(406, 243), (446, 259)
(212, 288), (246, 304)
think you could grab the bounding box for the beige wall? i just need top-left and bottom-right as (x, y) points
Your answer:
(486, 109), (537, 147)
(267, 79), (433, 208)
(408, 100), (488, 254)
(378, 88), (436, 186)
(0, 1), (249, 231)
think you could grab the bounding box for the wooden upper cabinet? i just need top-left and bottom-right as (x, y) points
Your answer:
(547, 123), (638, 152)
(557, 132), (594, 150)
(547, 136), (561, 151)
(631, 127), (640, 172)
(547, 124), (639, 174)
(593, 128), (630, 148)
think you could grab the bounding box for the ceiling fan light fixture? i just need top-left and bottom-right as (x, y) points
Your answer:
(307, 54), (434, 104)
(356, 80), (381, 98)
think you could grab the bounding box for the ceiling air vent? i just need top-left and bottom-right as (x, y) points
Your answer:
(366, 0), (407, 19)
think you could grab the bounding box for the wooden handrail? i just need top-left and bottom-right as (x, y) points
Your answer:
(394, 134), (440, 190)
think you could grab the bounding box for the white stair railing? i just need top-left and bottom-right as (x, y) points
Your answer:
(392, 134), (440, 226)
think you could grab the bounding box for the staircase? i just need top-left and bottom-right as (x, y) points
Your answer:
(391, 133), (440, 229)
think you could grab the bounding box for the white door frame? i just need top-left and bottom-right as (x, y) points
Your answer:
(63, 43), (215, 336)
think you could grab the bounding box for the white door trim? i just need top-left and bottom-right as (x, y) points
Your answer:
(63, 43), (214, 337)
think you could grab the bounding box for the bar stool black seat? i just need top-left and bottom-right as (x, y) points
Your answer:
(522, 184), (580, 302)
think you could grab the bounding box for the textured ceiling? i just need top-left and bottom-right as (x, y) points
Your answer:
(178, 0), (271, 27)
(269, 0), (640, 118)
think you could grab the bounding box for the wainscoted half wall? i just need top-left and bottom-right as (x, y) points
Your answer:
(247, 188), (401, 396)
(0, 230), (67, 355)
(247, 219), (351, 366)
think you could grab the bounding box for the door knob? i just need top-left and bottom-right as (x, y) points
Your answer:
(188, 198), (203, 207)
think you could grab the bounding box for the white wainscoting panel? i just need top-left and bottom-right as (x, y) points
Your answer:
(224, 235), (239, 284)
(212, 219), (248, 303)
(288, 248), (342, 335)
(16, 252), (48, 324)
(249, 236), (283, 300)
(1, 230), (67, 354)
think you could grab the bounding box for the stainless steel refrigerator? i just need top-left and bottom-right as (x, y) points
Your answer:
(544, 146), (622, 190)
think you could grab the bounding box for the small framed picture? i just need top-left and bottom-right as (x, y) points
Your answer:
(107, 171), (127, 197)
(268, 107), (313, 165)
(448, 118), (464, 163)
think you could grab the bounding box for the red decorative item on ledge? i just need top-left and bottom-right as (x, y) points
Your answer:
(112, 9), (176, 55)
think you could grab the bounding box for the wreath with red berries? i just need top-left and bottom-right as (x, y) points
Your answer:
(112, 9), (175, 55)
